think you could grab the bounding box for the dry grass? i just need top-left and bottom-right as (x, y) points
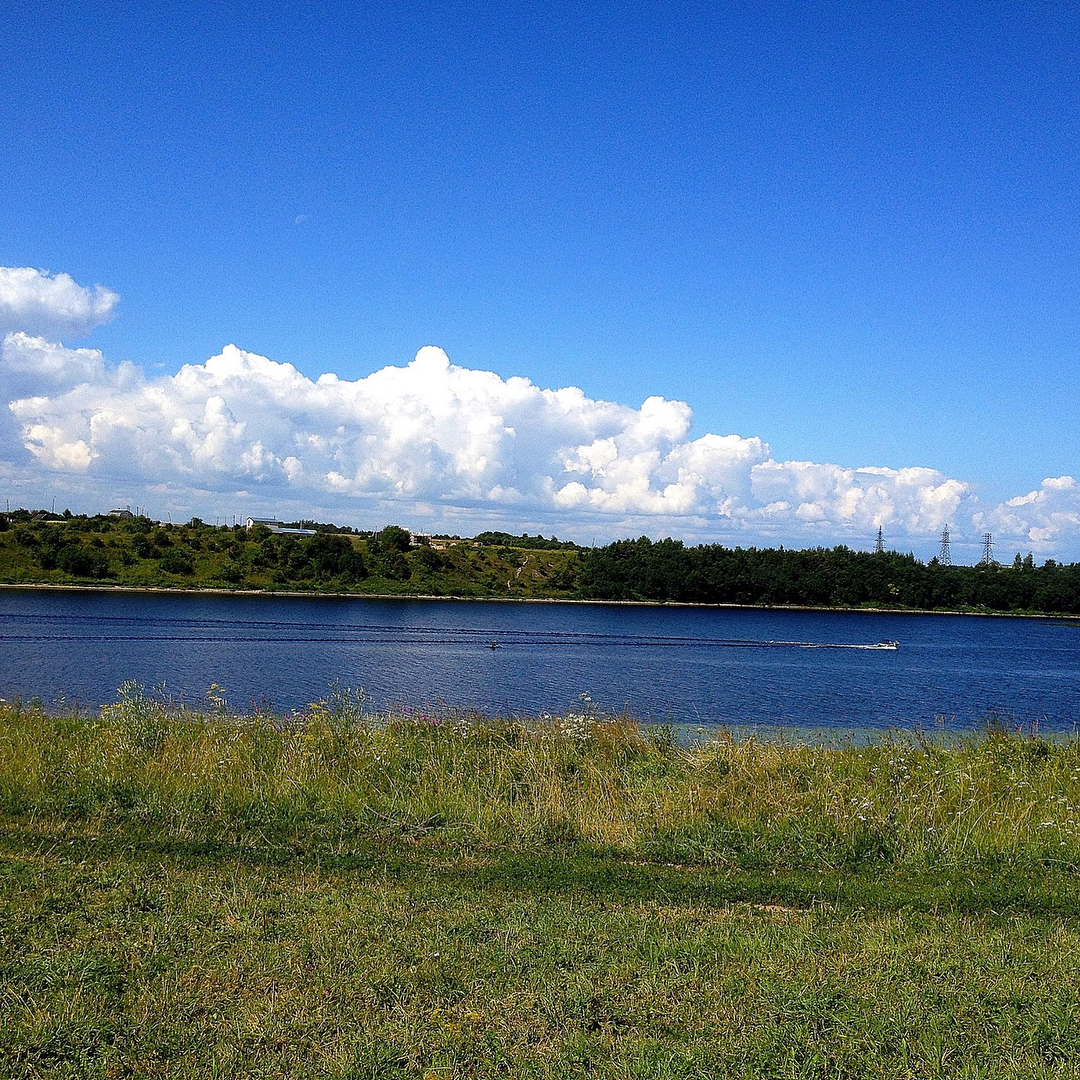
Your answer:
(3, 687), (1080, 872)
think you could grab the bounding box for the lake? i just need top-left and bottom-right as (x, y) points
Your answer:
(1, 587), (1078, 734)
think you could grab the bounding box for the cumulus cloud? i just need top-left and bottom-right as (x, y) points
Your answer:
(978, 476), (1080, 551)
(0, 267), (118, 340)
(5, 338), (986, 548)
(1, 264), (1076, 557)
(747, 462), (968, 534)
(0, 333), (114, 463)
(2, 332), (107, 386)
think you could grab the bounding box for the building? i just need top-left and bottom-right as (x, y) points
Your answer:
(244, 516), (317, 537)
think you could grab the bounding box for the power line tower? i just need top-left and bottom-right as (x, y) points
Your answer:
(981, 532), (995, 566)
(874, 526), (885, 554)
(939, 524), (952, 566)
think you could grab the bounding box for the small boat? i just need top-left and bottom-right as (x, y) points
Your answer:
(488, 642), (502, 649)
(799, 639), (899, 650)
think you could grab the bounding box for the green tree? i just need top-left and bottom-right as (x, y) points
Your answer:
(375, 525), (412, 554)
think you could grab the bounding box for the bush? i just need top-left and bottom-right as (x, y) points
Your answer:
(57, 545), (111, 578)
(158, 550), (195, 575)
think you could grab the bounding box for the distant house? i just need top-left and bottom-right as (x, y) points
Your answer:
(108, 508), (134, 520)
(408, 534), (451, 551)
(245, 516), (316, 537)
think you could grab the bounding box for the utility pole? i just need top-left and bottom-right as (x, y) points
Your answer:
(874, 526), (885, 554)
(982, 532), (995, 567)
(939, 524), (952, 566)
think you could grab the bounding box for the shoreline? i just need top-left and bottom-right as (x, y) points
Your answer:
(1, 579), (1075, 621)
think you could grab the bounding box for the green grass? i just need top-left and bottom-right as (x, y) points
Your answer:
(5, 694), (1080, 1077)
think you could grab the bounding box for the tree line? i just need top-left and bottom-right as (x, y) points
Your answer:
(2, 510), (1080, 614)
(578, 538), (1080, 614)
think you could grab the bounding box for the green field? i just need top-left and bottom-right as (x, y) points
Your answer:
(4, 692), (1080, 1077)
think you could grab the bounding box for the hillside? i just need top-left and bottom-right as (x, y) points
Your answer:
(0, 514), (581, 600)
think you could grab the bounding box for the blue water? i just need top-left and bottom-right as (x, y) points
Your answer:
(1, 588), (1078, 733)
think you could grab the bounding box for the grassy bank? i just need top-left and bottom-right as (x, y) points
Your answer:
(4, 694), (1080, 1077)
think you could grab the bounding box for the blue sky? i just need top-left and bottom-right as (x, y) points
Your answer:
(2, 1), (1079, 561)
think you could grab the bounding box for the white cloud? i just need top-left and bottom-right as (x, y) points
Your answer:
(2, 332), (107, 386)
(6, 338), (988, 548)
(1, 264), (1077, 558)
(0, 267), (118, 339)
(0, 334), (110, 463)
(979, 476), (1080, 551)
(748, 461), (968, 534)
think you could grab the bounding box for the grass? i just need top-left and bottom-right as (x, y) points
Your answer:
(4, 691), (1080, 1077)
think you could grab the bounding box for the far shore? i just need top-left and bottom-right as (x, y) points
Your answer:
(1, 579), (1075, 621)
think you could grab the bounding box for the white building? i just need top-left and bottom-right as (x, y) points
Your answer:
(245, 516), (317, 536)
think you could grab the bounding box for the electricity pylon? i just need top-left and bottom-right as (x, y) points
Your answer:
(939, 524), (952, 566)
